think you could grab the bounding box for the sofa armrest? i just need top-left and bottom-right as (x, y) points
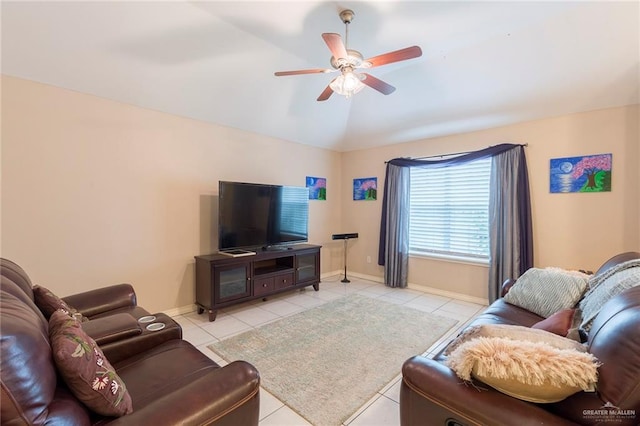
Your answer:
(100, 313), (182, 364)
(81, 313), (142, 346)
(401, 356), (578, 426)
(501, 278), (517, 297)
(63, 283), (137, 317)
(107, 361), (260, 426)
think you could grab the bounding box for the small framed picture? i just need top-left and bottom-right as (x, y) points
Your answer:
(353, 177), (377, 200)
(306, 176), (327, 200)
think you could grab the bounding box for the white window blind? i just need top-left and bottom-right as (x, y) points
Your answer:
(278, 187), (308, 237)
(409, 158), (491, 260)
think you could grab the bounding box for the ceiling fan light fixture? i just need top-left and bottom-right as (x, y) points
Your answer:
(274, 8), (422, 101)
(329, 68), (364, 99)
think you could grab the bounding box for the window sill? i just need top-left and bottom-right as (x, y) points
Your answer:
(409, 251), (489, 267)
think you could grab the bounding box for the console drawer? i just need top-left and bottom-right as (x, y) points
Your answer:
(254, 277), (275, 296)
(275, 273), (295, 290)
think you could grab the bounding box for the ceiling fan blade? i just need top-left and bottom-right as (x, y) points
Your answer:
(317, 84), (334, 102)
(364, 46), (422, 68)
(361, 73), (396, 95)
(322, 33), (348, 60)
(274, 68), (331, 76)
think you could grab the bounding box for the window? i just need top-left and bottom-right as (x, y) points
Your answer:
(278, 186), (308, 238)
(409, 157), (491, 261)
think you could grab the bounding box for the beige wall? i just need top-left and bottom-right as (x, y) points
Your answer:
(341, 105), (639, 302)
(2, 75), (638, 310)
(1, 75), (343, 313)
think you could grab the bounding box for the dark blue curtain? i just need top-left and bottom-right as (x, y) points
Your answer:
(378, 143), (533, 298)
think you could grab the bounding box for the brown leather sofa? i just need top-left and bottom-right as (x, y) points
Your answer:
(400, 252), (640, 426)
(1, 258), (261, 425)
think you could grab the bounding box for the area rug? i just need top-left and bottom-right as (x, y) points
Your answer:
(208, 293), (458, 426)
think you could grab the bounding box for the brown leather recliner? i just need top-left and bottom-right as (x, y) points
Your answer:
(0, 257), (185, 363)
(400, 252), (640, 426)
(1, 258), (261, 425)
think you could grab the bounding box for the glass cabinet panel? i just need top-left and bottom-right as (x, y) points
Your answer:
(216, 264), (250, 301)
(297, 252), (318, 283)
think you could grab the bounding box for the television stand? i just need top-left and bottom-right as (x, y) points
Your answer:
(194, 244), (321, 321)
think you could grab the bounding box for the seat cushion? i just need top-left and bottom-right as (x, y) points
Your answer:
(444, 323), (587, 356)
(113, 339), (221, 410)
(468, 299), (545, 327)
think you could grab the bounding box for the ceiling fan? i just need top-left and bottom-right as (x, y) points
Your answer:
(274, 9), (422, 101)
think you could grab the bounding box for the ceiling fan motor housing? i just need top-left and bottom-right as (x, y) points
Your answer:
(330, 49), (366, 69)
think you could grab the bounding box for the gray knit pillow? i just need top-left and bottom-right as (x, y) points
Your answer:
(503, 268), (589, 318)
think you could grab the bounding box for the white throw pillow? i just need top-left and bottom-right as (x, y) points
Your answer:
(503, 267), (589, 318)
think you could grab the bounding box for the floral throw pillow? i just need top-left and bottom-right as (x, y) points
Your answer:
(34, 285), (88, 321)
(49, 310), (133, 417)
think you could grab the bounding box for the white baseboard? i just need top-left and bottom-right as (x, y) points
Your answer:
(162, 272), (488, 318)
(162, 304), (196, 317)
(321, 270), (343, 280)
(345, 271), (385, 283)
(407, 282), (489, 305)
(321, 270), (384, 283)
(323, 270), (487, 305)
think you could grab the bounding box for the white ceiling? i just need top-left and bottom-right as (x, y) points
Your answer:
(2, 1), (639, 152)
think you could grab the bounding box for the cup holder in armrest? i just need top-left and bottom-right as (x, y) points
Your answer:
(138, 315), (156, 323)
(146, 322), (165, 331)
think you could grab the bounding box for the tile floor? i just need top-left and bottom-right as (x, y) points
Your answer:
(172, 276), (487, 426)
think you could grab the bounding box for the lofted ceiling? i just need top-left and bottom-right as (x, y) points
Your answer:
(2, 1), (638, 152)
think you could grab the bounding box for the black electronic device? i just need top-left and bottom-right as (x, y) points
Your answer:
(332, 232), (358, 283)
(218, 181), (309, 252)
(332, 233), (359, 240)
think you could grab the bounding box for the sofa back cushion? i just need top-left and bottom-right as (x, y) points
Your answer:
(587, 285), (640, 410)
(0, 286), (58, 424)
(0, 258), (35, 302)
(593, 251), (640, 277)
(1, 275), (47, 323)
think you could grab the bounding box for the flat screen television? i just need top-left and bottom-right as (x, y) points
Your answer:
(218, 181), (309, 251)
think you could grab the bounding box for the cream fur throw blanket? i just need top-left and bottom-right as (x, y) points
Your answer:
(446, 336), (600, 403)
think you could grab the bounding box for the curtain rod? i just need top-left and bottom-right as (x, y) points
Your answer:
(385, 143), (528, 163)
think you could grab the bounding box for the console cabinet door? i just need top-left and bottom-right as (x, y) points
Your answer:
(215, 263), (251, 303)
(296, 250), (319, 285)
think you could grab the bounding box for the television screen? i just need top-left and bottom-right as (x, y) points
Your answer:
(218, 181), (309, 251)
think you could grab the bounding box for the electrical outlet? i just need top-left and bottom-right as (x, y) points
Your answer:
(366, 256), (371, 264)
